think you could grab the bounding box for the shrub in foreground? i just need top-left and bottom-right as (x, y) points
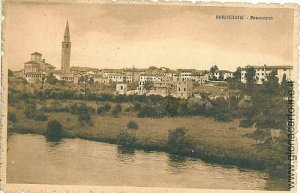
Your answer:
(78, 113), (91, 125)
(111, 104), (122, 117)
(239, 119), (254, 128)
(167, 128), (191, 153)
(8, 112), (17, 123)
(116, 131), (136, 147)
(24, 103), (36, 119)
(127, 121), (139, 130)
(96, 103), (111, 115)
(33, 111), (48, 121)
(45, 120), (63, 142)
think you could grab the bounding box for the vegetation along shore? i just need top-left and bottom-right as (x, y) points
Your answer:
(8, 67), (292, 182)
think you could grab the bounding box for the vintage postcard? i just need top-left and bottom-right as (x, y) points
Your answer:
(1, 0), (299, 192)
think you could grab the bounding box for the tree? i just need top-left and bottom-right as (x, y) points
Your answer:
(33, 111), (48, 121)
(46, 73), (58, 85)
(163, 96), (179, 117)
(97, 103), (111, 115)
(78, 113), (91, 125)
(45, 120), (63, 141)
(209, 65), (219, 74)
(143, 81), (153, 91)
(167, 128), (191, 153)
(24, 103), (36, 119)
(116, 131), (136, 147)
(8, 69), (14, 77)
(280, 73), (289, 96)
(262, 69), (279, 96)
(8, 112), (17, 123)
(218, 71), (224, 81)
(149, 66), (158, 71)
(209, 65), (219, 80)
(128, 82), (139, 90)
(243, 72), (289, 178)
(233, 67), (242, 81)
(228, 67), (242, 90)
(111, 104), (122, 117)
(57, 80), (67, 86)
(89, 77), (94, 85)
(245, 66), (256, 94)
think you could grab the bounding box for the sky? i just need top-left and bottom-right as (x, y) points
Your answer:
(4, 2), (295, 71)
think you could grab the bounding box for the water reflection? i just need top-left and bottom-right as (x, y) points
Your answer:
(265, 178), (289, 191)
(168, 154), (187, 175)
(116, 145), (135, 163)
(7, 134), (281, 190)
(45, 137), (65, 154)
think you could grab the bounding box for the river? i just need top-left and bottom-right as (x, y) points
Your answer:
(7, 134), (287, 190)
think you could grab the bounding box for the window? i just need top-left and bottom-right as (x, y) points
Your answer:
(178, 88), (181, 91)
(184, 88), (186, 91)
(121, 86), (123, 90)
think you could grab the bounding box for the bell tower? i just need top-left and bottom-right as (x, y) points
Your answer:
(61, 20), (71, 73)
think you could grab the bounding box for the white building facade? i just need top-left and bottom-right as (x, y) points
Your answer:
(241, 65), (293, 84)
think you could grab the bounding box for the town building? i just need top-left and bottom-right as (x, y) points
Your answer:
(24, 52), (56, 83)
(116, 83), (128, 95)
(241, 65), (293, 84)
(139, 74), (162, 86)
(212, 70), (233, 80)
(177, 69), (195, 81)
(94, 76), (109, 85)
(175, 80), (193, 99)
(191, 73), (209, 85)
(54, 73), (79, 84)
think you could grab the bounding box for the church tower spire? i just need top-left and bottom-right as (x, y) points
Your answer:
(61, 20), (71, 74)
(64, 20), (70, 42)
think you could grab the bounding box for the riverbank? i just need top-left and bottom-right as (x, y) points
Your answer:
(8, 108), (272, 173)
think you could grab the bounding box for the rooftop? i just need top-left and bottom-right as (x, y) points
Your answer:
(241, 65), (293, 70)
(31, 52), (42, 56)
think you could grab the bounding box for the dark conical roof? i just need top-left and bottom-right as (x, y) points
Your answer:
(64, 20), (70, 42)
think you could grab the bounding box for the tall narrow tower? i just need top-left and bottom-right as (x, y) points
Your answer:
(61, 20), (71, 74)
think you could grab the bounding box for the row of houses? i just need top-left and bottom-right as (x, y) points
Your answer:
(16, 52), (293, 99)
(115, 80), (193, 99)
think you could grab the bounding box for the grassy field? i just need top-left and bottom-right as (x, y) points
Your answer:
(9, 105), (263, 169)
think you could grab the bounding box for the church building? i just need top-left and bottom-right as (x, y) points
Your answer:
(23, 20), (78, 84)
(23, 52), (56, 83)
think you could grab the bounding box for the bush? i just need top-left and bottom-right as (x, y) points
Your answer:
(127, 121), (139, 130)
(78, 113), (91, 125)
(167, 128), (191, 153)
(214, 112), (231, 122)
(133, 102), (142, 111)
(24, 103), (36, 119)
(33, 111), (48, 121)
(239, 119), (254, 128)
(96, 103), (111, 115)
(45, 120), (63, 141)
(137, 105), (167, 118)
(8, 112), (17, 123)
(116, 131), (136, 147)
(111, 104), (122, 117)
(70, 103), (93, 115)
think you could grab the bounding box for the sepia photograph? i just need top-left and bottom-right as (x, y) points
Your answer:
(2, 1), (298, 192)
